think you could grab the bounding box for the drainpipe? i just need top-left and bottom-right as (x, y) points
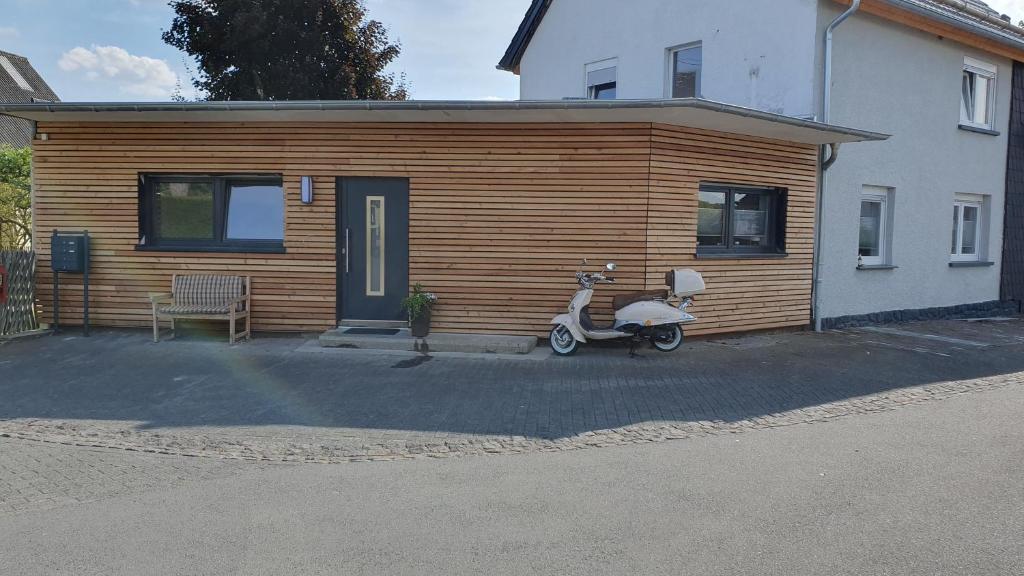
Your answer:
(812, 0), (860, 332)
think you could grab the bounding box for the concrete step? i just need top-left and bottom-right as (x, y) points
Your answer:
(319, 328), (537, 354)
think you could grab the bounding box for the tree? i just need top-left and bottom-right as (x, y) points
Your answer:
(162, 0), (408, 101)
(0, 146), (32, 250)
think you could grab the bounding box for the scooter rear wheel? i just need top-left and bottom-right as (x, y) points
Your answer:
(550, 324), (579, 356)
(651, 324), (684, 352)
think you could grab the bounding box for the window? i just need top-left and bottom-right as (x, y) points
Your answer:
(951, 194), (984, 262)
(858, 186), (893, 267)
(961, 57), (996, 130)
(140, 175), (284, 252)
(0, 55), (33, 91)
(586, 59), (617, 100)
(668, 43), (702, 98)
(696, 184), (786, 256)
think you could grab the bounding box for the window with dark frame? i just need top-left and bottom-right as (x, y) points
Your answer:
(696, 184), (786, 256)
(139, 175), (285, 252)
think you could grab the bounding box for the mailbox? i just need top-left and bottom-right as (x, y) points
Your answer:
(52, 233), (88, 273)
(0, 264), (7, 305)
(50, 230), (91, 336)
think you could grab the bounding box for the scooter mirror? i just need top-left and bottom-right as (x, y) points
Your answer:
(606, 262), (617, 271)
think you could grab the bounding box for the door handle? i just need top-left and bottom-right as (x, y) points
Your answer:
(344, 228), (350, 273)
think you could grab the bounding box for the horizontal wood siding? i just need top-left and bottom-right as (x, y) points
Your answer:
(647, 123), (818, 336)
(31, 121), (816, 337)
(31, 122), (650, 334)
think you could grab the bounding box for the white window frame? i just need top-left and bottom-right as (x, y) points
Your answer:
(960, 56), (997, 130)
(951, 194), (984, 262)
(584, 58), (617, 100)
(665, 42), (702, 99)
(858, 188), (890, 267)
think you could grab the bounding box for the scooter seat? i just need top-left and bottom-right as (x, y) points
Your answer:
(612, 289), (668, 311)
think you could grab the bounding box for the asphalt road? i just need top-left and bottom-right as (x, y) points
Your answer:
(2, 382), (1022, 575)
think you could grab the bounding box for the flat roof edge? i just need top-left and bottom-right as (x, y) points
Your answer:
(0, 98), (889, 143)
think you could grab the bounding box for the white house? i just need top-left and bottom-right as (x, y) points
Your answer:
(499, 0), (1024, 328)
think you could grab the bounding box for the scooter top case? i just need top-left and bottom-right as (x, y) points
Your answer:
(666, 268), (705, 298)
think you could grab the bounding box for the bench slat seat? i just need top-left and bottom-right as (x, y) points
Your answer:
(151, 274), (251, 343)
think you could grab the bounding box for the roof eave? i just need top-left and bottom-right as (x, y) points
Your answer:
(0, 98), (889, 146)
(497, 0), (550, 72)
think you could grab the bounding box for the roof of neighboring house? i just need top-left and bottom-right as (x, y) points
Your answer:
(0, 49), (59, 148)
(497, 0), (1024, 73)
(0, 98), (889, 145)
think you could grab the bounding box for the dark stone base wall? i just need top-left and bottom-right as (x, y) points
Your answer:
(821, 300), (1021, 330)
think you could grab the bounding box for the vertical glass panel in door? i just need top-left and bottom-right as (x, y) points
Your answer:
(366, 196), (385, 296)
(732, 193), (769, 248)
(859, 200), (881, 257)
(226, 182), (284, 240)
(155, 181), (214, 241)
(961, 205), (978, 255)
(697, 190), (726, 247)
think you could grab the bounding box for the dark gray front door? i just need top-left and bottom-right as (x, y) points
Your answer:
(337, 177), (409, 322)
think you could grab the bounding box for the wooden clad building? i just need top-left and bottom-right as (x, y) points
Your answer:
(1, 99), (885, 337)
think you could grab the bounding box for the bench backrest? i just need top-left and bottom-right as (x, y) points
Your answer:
(172, 275), (247, 310)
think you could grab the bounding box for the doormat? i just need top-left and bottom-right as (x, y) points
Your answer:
(343, 328), (402, 335)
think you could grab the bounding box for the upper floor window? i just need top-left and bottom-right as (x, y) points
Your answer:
(585, 58), (617, 100)
(139, 174), (285, 253)
(668, 43), (702, 98)
(961, 57), (996, 130)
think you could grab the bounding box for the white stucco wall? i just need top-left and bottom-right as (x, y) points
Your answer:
(518, 0), (820, 118)
(516, 0), (1011, 321)
(817, 6), (1010, 319)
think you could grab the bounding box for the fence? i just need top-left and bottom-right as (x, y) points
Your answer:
(0, 250), (37, 336)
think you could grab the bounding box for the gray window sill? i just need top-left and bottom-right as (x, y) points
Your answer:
(949, 261), (994, 268)
(857, 264), (898, 270)
(135, 244), (286, 254)
(958, 123), (1000, 136)
(695, 252), (788, 260)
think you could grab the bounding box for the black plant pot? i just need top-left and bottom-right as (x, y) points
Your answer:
(410, 310), (431, 338)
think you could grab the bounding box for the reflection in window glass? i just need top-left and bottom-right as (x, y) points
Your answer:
(367, 196), (385, 296)
(155, 181), (214, 240)
(697, 190), (726, 247)
(226, 182), (285, 240)
(732, 193), (769, 247)
(961, 205), (978, 255)
(951, 204), (961, 254)
(590, 82), (616, 99)
(859, 200), (882, 257)
(671, 45), (702, 98)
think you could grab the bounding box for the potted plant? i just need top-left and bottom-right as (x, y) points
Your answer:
(401, 283), (437, 337)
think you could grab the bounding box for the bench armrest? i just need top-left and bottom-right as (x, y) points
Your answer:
(226, 295), (249, 310)
(149, 292), (173, 304)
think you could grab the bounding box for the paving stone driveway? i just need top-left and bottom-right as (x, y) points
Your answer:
(2, 319), (1024, 466)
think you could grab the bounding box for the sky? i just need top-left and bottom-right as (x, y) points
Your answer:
(2, 0), (1024, 103)
(0, 0), (530, 101)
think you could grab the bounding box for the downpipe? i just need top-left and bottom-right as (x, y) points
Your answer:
(812, 0), (860, 332)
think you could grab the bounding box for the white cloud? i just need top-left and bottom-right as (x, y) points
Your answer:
(0, 27), (19, 40)
(58, 45), (178, 99)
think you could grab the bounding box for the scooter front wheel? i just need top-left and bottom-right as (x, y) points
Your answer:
(651, 324), (684, 352)
(549, 324), (579, 356)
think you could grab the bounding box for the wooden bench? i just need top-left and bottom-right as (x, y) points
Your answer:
(150, 274), (251, 343)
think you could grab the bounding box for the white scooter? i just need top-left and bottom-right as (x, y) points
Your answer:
(549, 261), (705, 356)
